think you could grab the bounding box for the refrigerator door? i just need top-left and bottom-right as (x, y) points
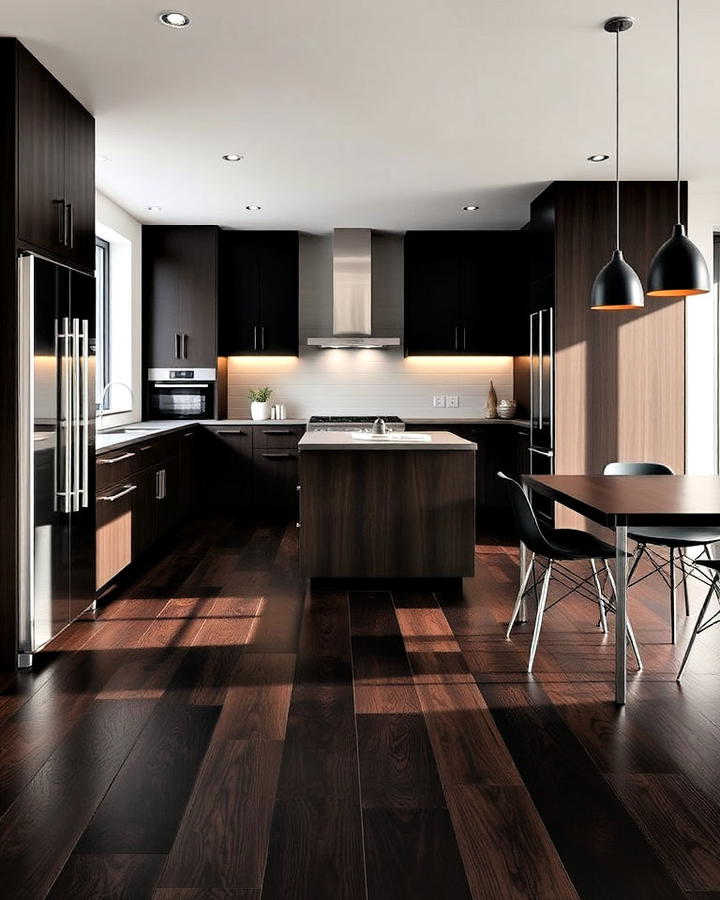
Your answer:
(18, 255), (72, 658)
(69, 269), (96, 620)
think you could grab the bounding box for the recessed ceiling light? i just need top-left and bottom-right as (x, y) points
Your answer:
(462, 205), (479, 211)
(222, 154), (244, 162)
(158, 11), (191, 28)
(147, 205), (162, 212)
(587, 154), (610, 162)
(96, 154), (109, 163)
(246, 205), (261, 211)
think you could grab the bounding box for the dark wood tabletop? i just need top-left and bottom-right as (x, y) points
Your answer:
(524, 475), (720, 527)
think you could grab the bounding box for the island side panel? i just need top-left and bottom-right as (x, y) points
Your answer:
(299, 449), (475, 578)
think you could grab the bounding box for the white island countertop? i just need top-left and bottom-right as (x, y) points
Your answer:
(298, 430), (477, 450)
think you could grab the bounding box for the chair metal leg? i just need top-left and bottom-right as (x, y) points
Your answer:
(528, 561), (552, 673)
(590, 559), (608, 634)
(627, 543), (646, 584)
(606, 567), (643, 671)
(670, 547), (677, 644)
(677, 576), (719, 682)
(679, 552), (690, 616)
(507, 552), (536, 638)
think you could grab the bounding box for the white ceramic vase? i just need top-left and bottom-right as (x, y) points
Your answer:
(250, 401), (270, 421)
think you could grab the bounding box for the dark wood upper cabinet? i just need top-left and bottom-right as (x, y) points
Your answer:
(404, 230), (529, 356)
(14, 42), (95, 272)
(143, 225), (219, 369)
(219, 230), (299, 355)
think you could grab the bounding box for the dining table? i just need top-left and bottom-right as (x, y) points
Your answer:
(523, 474), (720, 705)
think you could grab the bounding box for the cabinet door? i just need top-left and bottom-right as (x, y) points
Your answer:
(257, 232), (299, 354)
(156, 456), (180, 537)
(403, 232), (461, 355)
(219, 232), (259, 355)
(63, 93), (95, 271)
(462, 232), (529, 355)
(96, 482), (137, 589)
(132, 467), (158, 559)
(17, 46), (66, 257)
(143, 226), (218, 368)
(180, 227), (218, 367)
(143, 227), (184, 368)
(253, 449), (299, 515)
(178, 428), (200, 517)
(203, 426), (253, 509)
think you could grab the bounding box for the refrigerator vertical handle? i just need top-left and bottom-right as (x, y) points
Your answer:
(80, 318), (89, 508)
(61, 317), (72, 514)
(71, 318), (80, 512)
(538, 309), (543, 431)
(529, 311), (537, 431)
(17, 255), (34, 659)
(548, 307), (554, 442)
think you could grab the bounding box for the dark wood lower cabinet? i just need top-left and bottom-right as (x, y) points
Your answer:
(203, 426), (253, 511)
(253, 449), (299, 515)
(132, 467), (157, 559)
(95, 482), (136, 590)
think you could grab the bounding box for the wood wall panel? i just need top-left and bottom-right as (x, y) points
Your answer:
(553, 181), (685, 527)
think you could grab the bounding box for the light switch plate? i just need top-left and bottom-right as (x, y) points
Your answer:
(446, 395), (459, 408)
(433, 395), (445, 408)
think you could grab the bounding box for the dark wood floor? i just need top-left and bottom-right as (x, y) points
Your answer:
(1, 516), (719, 899)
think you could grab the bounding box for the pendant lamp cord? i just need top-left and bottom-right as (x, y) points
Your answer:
(676, 0), (681, 223)
(615, 28), (620, 250)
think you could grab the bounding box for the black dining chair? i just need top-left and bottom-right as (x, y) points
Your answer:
(499, 472), (642, 673)
(677, 559), (720, 681)
(603, 462), (720, 643)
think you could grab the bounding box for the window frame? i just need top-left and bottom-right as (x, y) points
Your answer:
(95, 236), (111, 408)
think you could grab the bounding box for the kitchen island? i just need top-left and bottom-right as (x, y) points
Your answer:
(298, 431), (476, 578)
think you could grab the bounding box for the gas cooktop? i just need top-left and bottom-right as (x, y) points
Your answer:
(307, 415), (405, 432)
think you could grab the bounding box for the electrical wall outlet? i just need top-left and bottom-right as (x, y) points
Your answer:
(433, 395), (445, 408)
(446, 395), (459, 408)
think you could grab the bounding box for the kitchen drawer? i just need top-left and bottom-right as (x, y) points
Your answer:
(253, 424), (304, 449)
(96, 481), (138, 588)
(96, 448), (140, 492)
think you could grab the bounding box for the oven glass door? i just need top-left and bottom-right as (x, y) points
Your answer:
(149, 383), (213, 419)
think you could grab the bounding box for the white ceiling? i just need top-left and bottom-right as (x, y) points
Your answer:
(4, 0), (720, 232)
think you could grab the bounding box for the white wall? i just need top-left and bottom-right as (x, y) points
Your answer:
(227, 232), (515, 418)
(95, 192), (142, 425)
(686, 183), (720, 474)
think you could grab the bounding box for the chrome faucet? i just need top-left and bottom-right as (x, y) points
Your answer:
(97, 381), (134, 432)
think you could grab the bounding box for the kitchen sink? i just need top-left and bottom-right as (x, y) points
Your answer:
(100, 426), (156, 435)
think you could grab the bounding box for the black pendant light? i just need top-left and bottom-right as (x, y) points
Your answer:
(590, 17), (644, 311)
(646, 0), (709, 296)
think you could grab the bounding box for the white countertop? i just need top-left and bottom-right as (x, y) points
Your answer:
(298, 430), (477, 450)
(96, 419), (306, 453)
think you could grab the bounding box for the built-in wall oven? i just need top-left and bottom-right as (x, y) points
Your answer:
(147, 368), (216, 419)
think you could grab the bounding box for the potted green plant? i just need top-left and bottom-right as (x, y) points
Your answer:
(248, 386), (273, 421)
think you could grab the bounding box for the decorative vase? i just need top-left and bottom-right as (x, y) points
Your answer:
(497, 400), (517, 420)
(251, 401), (270, 421)
(486, 381), (498, 419)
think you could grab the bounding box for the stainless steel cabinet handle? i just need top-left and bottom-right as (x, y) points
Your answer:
(98, 484), (137, 502)
(183, 431), (194, 437)
(261, 326), (265, 351)
(79, 319), (89, 508)
(174, 334), (181, 358)
(262, 429), (293, 435)
(153, 383), (209, 388)
(261, 452), (294, 459)
(217, 429), (247, 435)
(138, 445), (153, 452)
(454, 325), (458, 351)
(529, 447), (554, 457)
(463, 326), (467, 351)
(253, 325), (258, 351)
(98, 451), (136, 464)
(182, 333), (188, 359)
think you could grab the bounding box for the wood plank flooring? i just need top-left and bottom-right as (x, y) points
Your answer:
(0, 515), (719, 898)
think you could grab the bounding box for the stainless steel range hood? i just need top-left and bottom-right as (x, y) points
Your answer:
(307, 228), (401, 349)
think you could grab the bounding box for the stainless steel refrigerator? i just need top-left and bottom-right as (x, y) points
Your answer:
(17, 253), (96, 667)
(529, 307), (554, 527)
